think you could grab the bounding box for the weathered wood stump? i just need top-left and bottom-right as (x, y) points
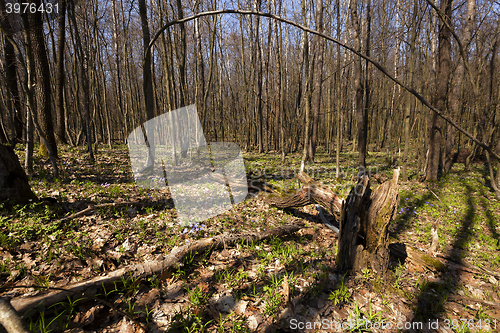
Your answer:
(0, 145), (37, 203)
(264, 168), (450, 275)
(336, 168), (400, 275)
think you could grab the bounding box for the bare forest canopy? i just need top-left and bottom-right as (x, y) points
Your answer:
(0, 0), (499, 180)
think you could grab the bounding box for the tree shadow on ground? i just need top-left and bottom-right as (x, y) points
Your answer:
(404, 182), (477, 332)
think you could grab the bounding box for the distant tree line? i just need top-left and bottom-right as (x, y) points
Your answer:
(0, 0), (499, 189)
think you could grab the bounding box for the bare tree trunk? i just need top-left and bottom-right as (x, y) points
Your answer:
(0, 0), (23, 144)
(253, 0), (264, 154)
(112, 0), (127, 142)
(309, 0), (324, 161)
(55, 0), (68, 144)
(68, 0), (93, 162)
(402, 0), (418, 180)
(444, 0), (475, 173)
(194, 13), (205, 124)
(336, 0), (346, 178)
(426, 0), (452, 182)
(139, 0), (155, 168)
(350, 0), (365, 168)
(22, 27), (35, 172)
(17, 11), (59, 177)
(485, 20), (500, 198)
(337, 169), (400, 274)
(27, 0), (58, 158)
(362, 0), (371, 168)
(175, 0), (187, 107)
(300, 0), (311, 171)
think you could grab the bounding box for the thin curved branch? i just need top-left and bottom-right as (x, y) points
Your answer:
(146, 9), (500, 161)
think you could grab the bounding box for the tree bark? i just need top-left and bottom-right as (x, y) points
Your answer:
(253, 0), (264, 154)
(402, 0), (418, 180)
(0, 145), (37, 203)
(349, 0), (366, 169)
(300, 0), (311, 170)
(426, 0), (452, 181)
(337, 168), (400, 275)
(0, 0), (23, 144)
(174, 0), (187, 108)
(309, 0), (324, 160)
(68, 1), (93, 162)
(26, 0), (58, 158)
(139, 0), (155, 168)
(444, 0), (475, 173)
(55, 0), (67, 144)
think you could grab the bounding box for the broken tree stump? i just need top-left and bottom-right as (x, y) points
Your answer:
(0, 145), (37, 204)
(337, 168), (400, 275)
(264, 171), (343, 222)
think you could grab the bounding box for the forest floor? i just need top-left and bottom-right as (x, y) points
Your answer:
(1, 144), (500, 333)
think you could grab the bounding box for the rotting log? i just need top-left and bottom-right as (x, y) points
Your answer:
(10, 222), (303, 315)
(337, 168), (400, 275)
(264, 171), (343, 222)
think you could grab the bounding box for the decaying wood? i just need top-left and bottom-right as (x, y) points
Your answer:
(264, 171), (343, 222)
(261, 169), (462, 276)
(10, 222), (303, 315)
(0, 298), (29, 333)
(336, 175), (370, 271)
(337, 168), (400, 274)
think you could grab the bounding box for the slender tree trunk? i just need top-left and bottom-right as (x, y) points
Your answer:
(27, 0), (58, 158)
(253, 0), (264, 153)
(309, 0), (324, 161)
(444, 0), (475, 173)
(362, 0), (371, 169)
(112, 0), (127, 142)
(402, 0), (418, 180)
(139, 0), (155, 168)
(55, 0), (67, 144)
(350, 0), (365, 168)
(0, 0), (24, 144)
(176, 0), (187, 107)
(68, 0), (93, 162)
(336, 0), (346, 178)
(20, 18), (34, 172)
(300, 0), (311, 170)
(426, 0), (452, 181)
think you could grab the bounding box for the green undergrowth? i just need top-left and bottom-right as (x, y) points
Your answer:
(1, 144), (498, 331)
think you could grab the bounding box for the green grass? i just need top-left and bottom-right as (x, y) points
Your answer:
(2, 143), (499, 331)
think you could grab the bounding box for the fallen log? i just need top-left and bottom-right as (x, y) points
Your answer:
(10, 222), (303, 315)
(264, 171), (343, 222)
